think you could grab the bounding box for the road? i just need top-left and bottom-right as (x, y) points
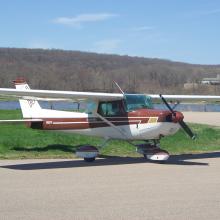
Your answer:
(1, 154), (220, 220)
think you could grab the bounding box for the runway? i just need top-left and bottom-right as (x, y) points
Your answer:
(182, 111), (220, 126)
(1, 154), (220, 220)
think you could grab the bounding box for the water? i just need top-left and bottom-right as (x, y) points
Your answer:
(0, 101), (220, 112)
(154, 103), (220, 112)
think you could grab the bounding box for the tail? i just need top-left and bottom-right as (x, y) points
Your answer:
(13, 78), (42, 118)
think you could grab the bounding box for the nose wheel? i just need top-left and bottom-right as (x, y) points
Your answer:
(136, 141), (170, 161)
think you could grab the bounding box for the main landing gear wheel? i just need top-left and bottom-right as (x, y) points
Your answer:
(84, 157), (96, 162)
(76, 145), (99, 162)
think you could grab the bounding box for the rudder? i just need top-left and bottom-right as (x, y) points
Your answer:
(13, 78), (42, 118)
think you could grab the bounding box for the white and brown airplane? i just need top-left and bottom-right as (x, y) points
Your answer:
(0, 78), (220, 162)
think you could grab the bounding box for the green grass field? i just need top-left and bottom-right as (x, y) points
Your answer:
(0, 110), (220, 159)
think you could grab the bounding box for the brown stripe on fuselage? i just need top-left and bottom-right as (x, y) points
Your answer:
(40, 117), (149, 130)
(27, 109), (172, 130)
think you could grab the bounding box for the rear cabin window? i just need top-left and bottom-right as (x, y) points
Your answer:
(98, 101), (124, 117)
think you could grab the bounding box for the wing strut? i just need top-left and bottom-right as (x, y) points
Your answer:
(94, 112), (129, 139)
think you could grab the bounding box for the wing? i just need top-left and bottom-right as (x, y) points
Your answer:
(0, 88), (124, 102)
(1, 88), (220, 102)
(148, 94), (220, 101)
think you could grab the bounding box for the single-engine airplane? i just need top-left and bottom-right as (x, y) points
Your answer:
(0, 78), (220, 162)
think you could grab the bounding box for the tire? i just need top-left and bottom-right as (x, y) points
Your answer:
(84, 157), (95, 162)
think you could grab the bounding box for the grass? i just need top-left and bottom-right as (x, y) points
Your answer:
(0, 110), (220, 159)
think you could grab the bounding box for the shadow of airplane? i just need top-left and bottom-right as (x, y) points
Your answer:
(12, 144), (77, 153)
(1, 151), (220, 170)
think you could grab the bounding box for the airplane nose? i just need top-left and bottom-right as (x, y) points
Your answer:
(172, 111), (184, 123)
(164, 111), (184, 123)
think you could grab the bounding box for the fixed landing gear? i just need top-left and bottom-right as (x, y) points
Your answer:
(75, 138), (110, 162)
(136, 140), (170, 161)
(75, 140), (169, 163)
(76, 145), (99, 162)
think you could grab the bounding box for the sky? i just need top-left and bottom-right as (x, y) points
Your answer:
(0, 0), (220, 64)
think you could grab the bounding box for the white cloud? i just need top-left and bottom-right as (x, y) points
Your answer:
(93, 39), (121, 53)
(53, 13), (118, 27)
(131, 26), (155, 32)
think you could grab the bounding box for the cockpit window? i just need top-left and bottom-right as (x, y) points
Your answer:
(124, 94), (153, 111)
(98, 100), (123, 117)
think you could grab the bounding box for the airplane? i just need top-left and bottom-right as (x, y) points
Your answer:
(0, 77), (220, 162)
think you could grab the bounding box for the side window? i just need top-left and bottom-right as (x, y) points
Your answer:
(98, 101), (123, 117)
(98, 102), (108, 116)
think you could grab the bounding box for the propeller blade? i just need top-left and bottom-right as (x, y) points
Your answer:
(159, 94), (175, 114)
(179, 120), (196, 140)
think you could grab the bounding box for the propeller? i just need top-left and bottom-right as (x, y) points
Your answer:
(159, 94), (196, 140)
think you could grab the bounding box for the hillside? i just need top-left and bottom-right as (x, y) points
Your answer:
(0, 47), (220, 94)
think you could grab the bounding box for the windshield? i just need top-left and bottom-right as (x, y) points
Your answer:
(124, 94), (153, 111)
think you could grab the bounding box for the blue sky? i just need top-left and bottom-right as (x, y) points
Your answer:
(1, 0), (220, 64)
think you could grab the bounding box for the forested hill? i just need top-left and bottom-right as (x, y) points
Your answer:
(0, 47), (220, 94)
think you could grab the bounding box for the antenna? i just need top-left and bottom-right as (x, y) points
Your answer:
(113, 81), (124, 94)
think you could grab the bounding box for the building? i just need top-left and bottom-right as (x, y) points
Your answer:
(201, 74), (220, 85)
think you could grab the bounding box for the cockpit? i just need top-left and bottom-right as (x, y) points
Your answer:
(123, 94), (153, 111)
(97, 94), (153, 117)
(98, 100), (124, 117)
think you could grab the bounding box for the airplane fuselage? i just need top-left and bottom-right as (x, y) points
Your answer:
(25, 108), (182, 140)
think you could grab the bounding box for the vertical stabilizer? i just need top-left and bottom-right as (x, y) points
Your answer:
(13, 78), (42, 118)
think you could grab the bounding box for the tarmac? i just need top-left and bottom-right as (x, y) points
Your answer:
(182, 111), (220, 126)
(0, 111), (220, 220)
(0, 154), (220, 220)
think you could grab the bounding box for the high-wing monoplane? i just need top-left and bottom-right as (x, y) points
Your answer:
(0, 78), (220, 162)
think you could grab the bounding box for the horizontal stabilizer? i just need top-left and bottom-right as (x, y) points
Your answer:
(0, 119), (43, 124)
